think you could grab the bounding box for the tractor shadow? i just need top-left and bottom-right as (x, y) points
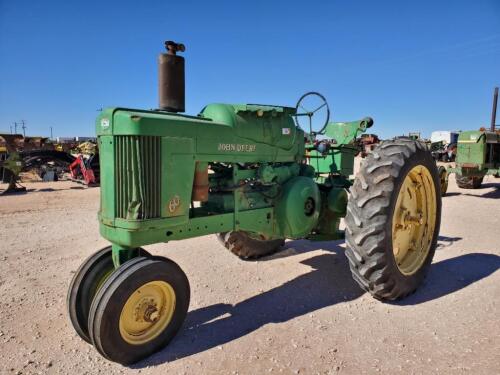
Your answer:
(392, 252), (500, 306)
(436, 235), (462, 250)
(135, 241), (363, 367)
(266, 238), (346, 259)
(0, 191), (28, 196)
(442, 192), (461, 197)
(462, 183), (500, 199)
(133, 238), (498, 368)
(21, 185), (87, 193)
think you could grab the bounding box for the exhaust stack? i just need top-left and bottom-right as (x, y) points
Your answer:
(491, 87), (498, 131)
(158, 41), (185, 113)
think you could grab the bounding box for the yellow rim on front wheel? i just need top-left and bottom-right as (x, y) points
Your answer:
(119, 281), (176, 345)
(392, 165), (437, 275)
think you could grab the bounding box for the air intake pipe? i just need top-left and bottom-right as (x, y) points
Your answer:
(158, 40), (185, 112)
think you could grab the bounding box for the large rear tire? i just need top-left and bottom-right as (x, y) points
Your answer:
(345, 138), (441, 300)
(456, 174), (483, 189)
(216, 231), (285, 259)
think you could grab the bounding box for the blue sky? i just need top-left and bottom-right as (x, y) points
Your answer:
(0, 0), (499, 138)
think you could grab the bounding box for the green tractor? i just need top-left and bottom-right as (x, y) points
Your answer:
(440, 87), (500, 194)
(67, 41), (442, 364)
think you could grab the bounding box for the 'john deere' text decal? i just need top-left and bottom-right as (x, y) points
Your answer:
(218, 143), (256, 152)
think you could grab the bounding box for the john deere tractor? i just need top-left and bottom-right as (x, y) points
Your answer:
(67, 41), (442, 364)
(440, 87), (500, 194)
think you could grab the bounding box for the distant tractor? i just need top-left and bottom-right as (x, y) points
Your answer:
(442, 87), (500, 193)
(66, 41), (443, 364)
(408, 132), (421, 140)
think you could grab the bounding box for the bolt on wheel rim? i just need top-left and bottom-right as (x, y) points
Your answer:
(392, 165), (437, 275)
(119, 281), (176, 345)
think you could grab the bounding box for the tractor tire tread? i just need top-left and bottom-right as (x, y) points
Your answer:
(345, 138), (441, 300)
(216, 231), (285, 259)
(455, 174), (483, 189)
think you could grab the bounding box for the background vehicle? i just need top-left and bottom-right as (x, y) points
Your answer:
(443, 87), (500, 191)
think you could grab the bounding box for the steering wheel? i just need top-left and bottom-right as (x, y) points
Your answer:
(294, 92), (330, 136)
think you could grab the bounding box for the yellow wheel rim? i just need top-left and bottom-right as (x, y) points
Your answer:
(119, 281), (176, 345)
(95, 269), (114, 292)
(392, 165), (437, 275)
(439, 168), (448, 194)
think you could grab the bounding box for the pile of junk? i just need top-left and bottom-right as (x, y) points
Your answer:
(0, 134), (99, 194)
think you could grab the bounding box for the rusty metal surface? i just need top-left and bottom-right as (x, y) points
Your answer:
(0, 134), (56, 153)
(158, 41), (185, 113)
(461, 163), (480, 169)
(22, 137), (53, 151)
(165, 40), (185, 55)
(0, 134), (24, 153)
(191, 162), (209, 202)
(358, 134), (380, 157)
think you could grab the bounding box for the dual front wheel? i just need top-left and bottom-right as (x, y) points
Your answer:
(67, 248), (190, 365)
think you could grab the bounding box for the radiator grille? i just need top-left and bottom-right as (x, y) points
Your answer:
(114, 136), (161, 219)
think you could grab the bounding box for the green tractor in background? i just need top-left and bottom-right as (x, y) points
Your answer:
(440, 87), (500, 194)
(67, 41), (442, 364)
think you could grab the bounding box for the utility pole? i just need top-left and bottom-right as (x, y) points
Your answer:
(10, 125), (13, 134)
(21, 120), (26, 137)
(50, 126), (53, 139)
(13, 122), (18, 135)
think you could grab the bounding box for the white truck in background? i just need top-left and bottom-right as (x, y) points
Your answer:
(430, 131), (459, 144)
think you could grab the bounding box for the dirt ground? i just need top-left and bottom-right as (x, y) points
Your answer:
(0, 175), (499, 375)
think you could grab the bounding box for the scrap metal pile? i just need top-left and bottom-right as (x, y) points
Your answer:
(0, 135), (100, 194)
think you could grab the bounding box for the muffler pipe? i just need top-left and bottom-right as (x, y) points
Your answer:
(158, 41), (185, 112)
(491, 87), (498, 132)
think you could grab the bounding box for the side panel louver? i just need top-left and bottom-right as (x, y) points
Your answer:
(115, 136), (161, 219)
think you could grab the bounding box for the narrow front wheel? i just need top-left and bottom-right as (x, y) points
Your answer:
(88, 256), (190, 364)
(67, 247), (150, 343)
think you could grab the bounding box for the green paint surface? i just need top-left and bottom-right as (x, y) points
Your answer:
(96, 104), (371, 256)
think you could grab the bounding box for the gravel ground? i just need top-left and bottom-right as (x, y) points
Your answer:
(0, 175), (499, 375)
